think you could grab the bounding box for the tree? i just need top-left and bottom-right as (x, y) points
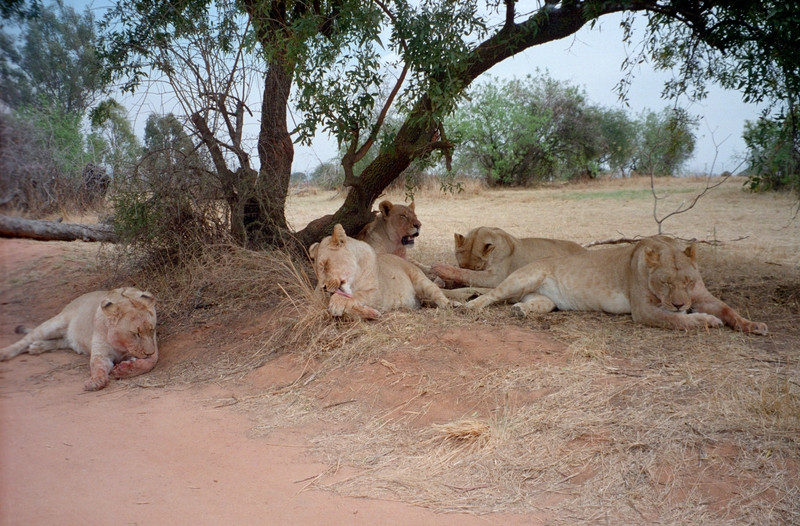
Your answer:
(1, 2), (106, 113)
(88, 98), (140, 177)
(743, 109), (800, 192)
(101, 0), (800, 250)
(593, 107), (638, 177)
(632, 107), (698, 176)
(448, 73), (605, 185)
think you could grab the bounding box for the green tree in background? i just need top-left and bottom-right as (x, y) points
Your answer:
(88, 98), (140, 177)
(632, 107), (698, 176)
(1, 2), (106, 113)
(743, 109), (800, 193)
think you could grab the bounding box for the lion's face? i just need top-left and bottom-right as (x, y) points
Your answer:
(643, 243), (700, 312)
(310, 225), (360, 296)
(102, 288), (158, 359)
(379, 200), (421, 247)
(454, 227), (508, 271)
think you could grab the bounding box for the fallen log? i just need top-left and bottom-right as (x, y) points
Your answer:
(0, 215), (117, 243)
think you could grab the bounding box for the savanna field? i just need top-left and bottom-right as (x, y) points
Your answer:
(1, 175), (798, 524)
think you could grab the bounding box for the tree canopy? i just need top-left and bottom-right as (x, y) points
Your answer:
(96, 0), (800, 249)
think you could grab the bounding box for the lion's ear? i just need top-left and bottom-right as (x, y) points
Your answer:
(643, 246), (661, 268)
(483, 243), (495, 257)
(101, 300), (121, 318)
(378, 200), (393, 217)
(331, 224), (347, 247)
(408, 201), (415, 212)
(309, 242), (319, 262)
(454, 233), (465, 248)
(137, 292), (156, 307)
(684, 243), (697, 262)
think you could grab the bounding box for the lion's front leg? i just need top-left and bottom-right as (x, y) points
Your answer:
(466, 266), (547, 311)
(429, 265), (501, 288)
(85, 354), (114, 391)
(633, 304), (724, 331)
(690, 288), (768, 335)
(328, 293), (381, 320)
(110, 352), (159, 380)
(409, 271), (451, 308)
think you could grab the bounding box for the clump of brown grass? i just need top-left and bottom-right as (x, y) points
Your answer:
(427, 419), (491, 448)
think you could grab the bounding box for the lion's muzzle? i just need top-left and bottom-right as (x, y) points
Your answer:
(402, 231), (420, 246)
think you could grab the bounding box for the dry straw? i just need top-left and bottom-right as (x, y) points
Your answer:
(98, 177), (799, 521)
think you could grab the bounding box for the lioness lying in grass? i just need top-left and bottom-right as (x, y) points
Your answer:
(466, 236), (768, 334)
(310, 224), (452, 319)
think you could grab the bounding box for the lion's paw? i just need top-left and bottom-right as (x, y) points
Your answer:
(691, 313), (724, 328)
(110, 360), (135, 379)
(84, 376), (108, 392)
(28, 341), (47, 355)
(511, 304), (528, 318)
(746, 322), (769, 335)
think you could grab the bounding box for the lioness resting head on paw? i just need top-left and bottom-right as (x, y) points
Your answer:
(356, 200), (421, 259)
(0, 287), (158, 391)
(466, 236), (768, 334)
(431, 226), (586, 288)
(310, 224), (451, 319)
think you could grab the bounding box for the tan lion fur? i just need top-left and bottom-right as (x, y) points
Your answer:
(431, 226), (586, 288)
(356, 200), (421, 259)
(310, 224), (451, 319)
(0, 287), (159, 390)
(466, 236), (768, 334)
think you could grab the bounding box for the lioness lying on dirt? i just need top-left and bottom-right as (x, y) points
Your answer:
(431, 226), (586, 287)
(310, 224), (451, 319)
(465, 236), (768, 334)
(0, 287), (159, 390)
(357, 200), (421, 259)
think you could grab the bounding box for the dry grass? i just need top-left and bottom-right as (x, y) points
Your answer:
(62, 175), (799, 521)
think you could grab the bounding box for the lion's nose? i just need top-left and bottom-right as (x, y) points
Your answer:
(672, 301), (686, 311)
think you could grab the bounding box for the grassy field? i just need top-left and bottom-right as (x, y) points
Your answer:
(262, 175), (799, 521)
(7, 175), (798, 523)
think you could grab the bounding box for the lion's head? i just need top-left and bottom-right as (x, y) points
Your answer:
(641, 239), (700, 313)
(309, 224), (362, 296)
(454, 227), (514, 271)
(378, 200), (421, 247)
(101, 287), (158, 359)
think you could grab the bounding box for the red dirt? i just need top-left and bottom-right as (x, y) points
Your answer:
(0, 239), (545, 525)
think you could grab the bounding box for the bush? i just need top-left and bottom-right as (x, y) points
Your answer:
(0, 108), (102, 214)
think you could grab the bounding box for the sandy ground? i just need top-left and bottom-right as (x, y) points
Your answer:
(0, 238), (544, 526)
(2, 178), (798, 524)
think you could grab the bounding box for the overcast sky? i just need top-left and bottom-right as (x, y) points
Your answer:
(79, 2), (766, 176)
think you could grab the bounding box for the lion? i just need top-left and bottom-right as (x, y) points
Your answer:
(0, 287), (159, 391)
(465, 236), (768, 334)
(310, 224), (452, 319)
(430, 226), (586, 288)
(356, 200), (421, 259)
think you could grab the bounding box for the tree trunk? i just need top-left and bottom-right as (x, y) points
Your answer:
(249, 61), (295, 248)
(0, 215), (117, 242)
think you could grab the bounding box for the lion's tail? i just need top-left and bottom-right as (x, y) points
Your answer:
(14, 325), (31, 335)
